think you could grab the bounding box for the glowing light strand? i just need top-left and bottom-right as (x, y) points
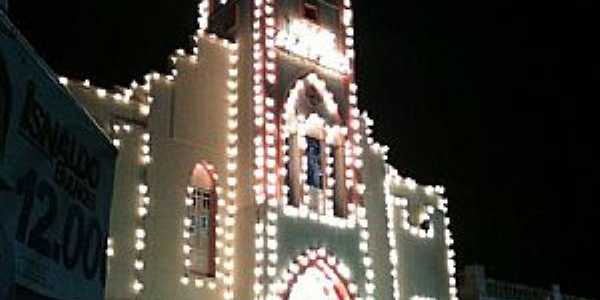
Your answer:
(133, 130), (152, 294)
(223, 40), (239, 300)
(264, 1), (280, 299)
(252, 0), (267, 298)
(385, 167), (456, 300)
(275, 19), (350, 74)
(342, 1), (375, 298)
(106, 112), (153, 296)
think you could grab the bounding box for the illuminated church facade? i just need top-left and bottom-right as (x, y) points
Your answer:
(61, 0), (459, 299)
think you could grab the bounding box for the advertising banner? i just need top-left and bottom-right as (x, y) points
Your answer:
(1, 11), (117, 300)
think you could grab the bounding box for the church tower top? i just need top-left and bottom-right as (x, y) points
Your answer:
(199, 0), (356, 77)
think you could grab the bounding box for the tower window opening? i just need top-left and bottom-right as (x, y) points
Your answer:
(303, 2), (319, 23)
(282, 76), (350, 218)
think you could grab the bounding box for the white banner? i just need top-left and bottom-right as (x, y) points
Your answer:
(1, 11), (117, 300)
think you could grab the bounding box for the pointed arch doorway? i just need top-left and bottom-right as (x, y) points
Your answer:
(282, 255), (354, 300)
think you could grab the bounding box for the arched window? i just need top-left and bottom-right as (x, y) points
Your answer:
(283, 74), (349, 218)
(185, 162), (217, 278)
(303, 114), (328, 213)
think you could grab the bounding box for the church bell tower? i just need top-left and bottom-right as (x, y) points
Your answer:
(199, 1), (375, 299)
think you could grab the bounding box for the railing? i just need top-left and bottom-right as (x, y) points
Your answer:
(485, 279), (553, 300)
(564, 295), (593, 300)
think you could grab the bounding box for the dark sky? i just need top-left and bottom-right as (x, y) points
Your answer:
(6, 0), (597, 298)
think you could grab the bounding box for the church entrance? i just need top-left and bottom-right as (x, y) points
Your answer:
(286, 262), (352, 300)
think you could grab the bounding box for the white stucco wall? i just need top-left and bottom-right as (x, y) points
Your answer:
(67, 35), (240, 300)
(143, 37), (233, 300)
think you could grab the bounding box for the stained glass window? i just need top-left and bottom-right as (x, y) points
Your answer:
(306, 136), (323, 189)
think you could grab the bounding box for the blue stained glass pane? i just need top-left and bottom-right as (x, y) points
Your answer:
(306, 136), (322, 188)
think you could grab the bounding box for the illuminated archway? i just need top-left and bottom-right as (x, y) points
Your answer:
(288, 264), (351, 300)
(280, 249), (356, 300)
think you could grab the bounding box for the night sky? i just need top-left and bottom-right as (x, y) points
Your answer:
(6, 0), (596, 298)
